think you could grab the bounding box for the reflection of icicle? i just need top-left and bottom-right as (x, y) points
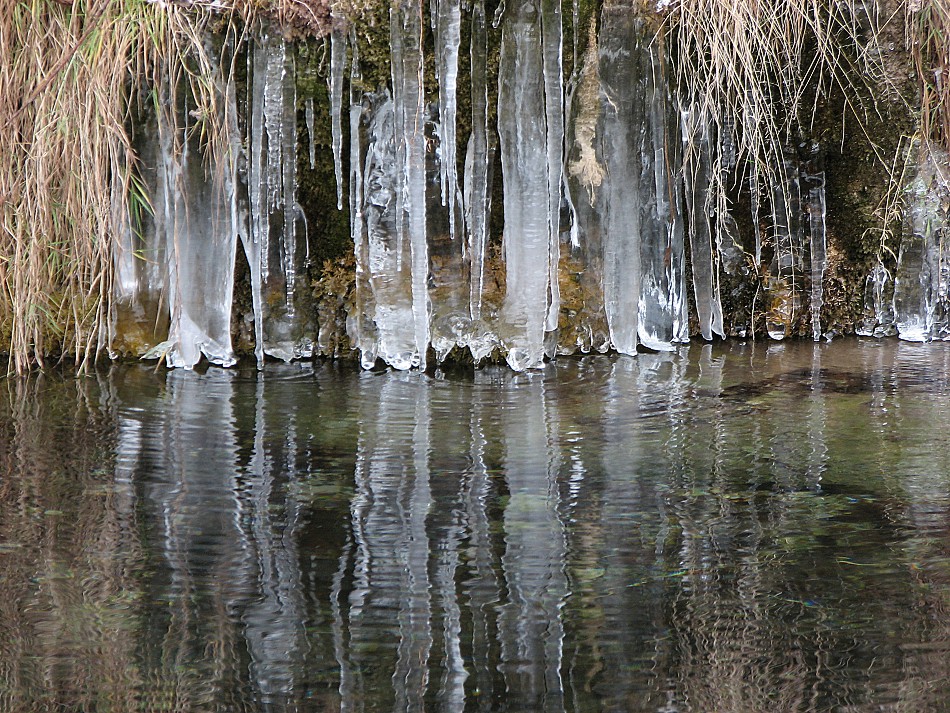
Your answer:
(330, 18), (346, 210)
(242, 376), (308, 702)
(681, 106), (724, 341)
(498, 0), (554, 370)
(436, 0), (462, 240)
(498, 372), (568, 709)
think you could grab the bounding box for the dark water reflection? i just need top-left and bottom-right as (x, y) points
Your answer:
(2, 339), (950, 711)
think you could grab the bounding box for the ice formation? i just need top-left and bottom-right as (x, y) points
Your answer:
(115, 54), (239, 369)
(893, 146), (950, 342)
(121, 4), (926, 372)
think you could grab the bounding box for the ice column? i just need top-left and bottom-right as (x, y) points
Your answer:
(497, 0), (559, 370)
(893, 145), (950, 342)
(391, 0), (431, 369)
(804, 151), (827, 342)
(856, 263), (896, 337)
(245, 30), (314, 364)
(681, 106), (725, 341)
(435, 0), (462, 240)
(636, 18), (687, 351)
(463, 0), (498, 363)
(329, 14), (346, 210)
(360, 91), (418, 369)
(765, 156), (804, 340)
(136, 62), (239, 369)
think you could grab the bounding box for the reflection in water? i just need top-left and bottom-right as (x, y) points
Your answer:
(2, 340), (950, 711)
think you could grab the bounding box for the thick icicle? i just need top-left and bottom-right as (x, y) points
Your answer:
(361, 91), (418, 369)
(342, 35), (377, 365)
(244, 30), (314, 364)
(390, 0), (431, 370)
(637, 20), (687, 351)
(893, 145), (950, 342)
(498, 0), (556, 370)
(436, 0), (462, 240)
(681, 105), (725, 341)
(464, 0), (495, 364)
(329, 16), (346, 210)
(428, 101), (474, 363)
(765, 156), (804, 340)
(137, 53), (239, 369)
(563, 18), (611, 355)
(856, 262), (896, 337)
(541, 0), (564, 342)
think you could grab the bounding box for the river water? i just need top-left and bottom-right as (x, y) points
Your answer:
(1, 338), (949, 712)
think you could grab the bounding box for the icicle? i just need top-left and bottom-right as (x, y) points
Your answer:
(329, 15), (346, 210)
(305, 98), (316, 170)
(681, 105), (724, 341)
(498, 0), (552, 370)
(856, 262), (895, 337)
(436, 0), (462, 240)
(466, 0), (490, 325)
(343, 33), (378, 366)
(142, 50), (239, 369)
(243, 30), (314, 364)
(281, 48), (299, 321)
(804, 150), (827, 341)
(541, 0), (564, 341)
(765, 156), (804, 340)
(361, 91), (418, 369)
(894, 145), (950, 342)
(391, 0), (431, 369)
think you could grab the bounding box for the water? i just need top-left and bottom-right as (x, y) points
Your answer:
(2, 339), (950, 712)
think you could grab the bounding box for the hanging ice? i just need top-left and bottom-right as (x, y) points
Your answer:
(390, 0), (431, 370)
(244, 29), (314, 364)
(563, 18), (611, 355)
(358, 91), (419, 370)
(497, 0), (559, 370)
(131, 53), (239, 369)
(462, 0), (500, 364)
(856, 262), (896, 337)
(803, 149), (827, 342)
(893, 144), (950, 342)
(435, 0), (462, 240)
(681, 105), (725, 341)
(329, 15), (346, 210)
(765, 156), (804, 340)
(567, 0), (686, 355)
(541, 0), (564, 341)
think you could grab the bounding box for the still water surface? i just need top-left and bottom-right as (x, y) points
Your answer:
(2, 339), (950, 712)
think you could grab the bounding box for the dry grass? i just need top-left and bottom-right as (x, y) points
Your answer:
(0, 0), (333, 374)
(909, 1), (950, 151)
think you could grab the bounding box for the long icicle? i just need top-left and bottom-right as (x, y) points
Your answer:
(467, 0), (489, 322)
(541, 0), (564, 343)
(392, 0), (430, 369)
(330, 9), (347, 210)
(437, 0), (462, 240)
